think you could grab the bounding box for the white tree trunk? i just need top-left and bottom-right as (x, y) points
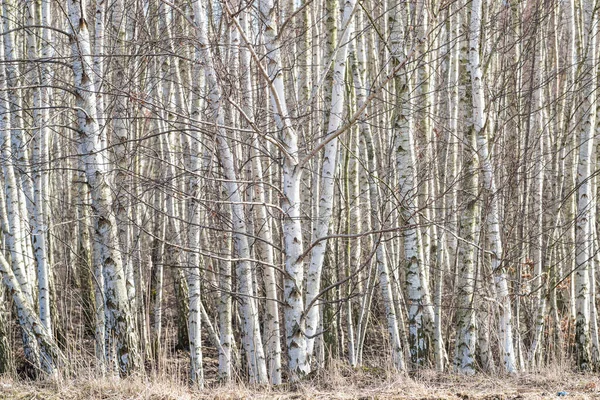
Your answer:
(3, 0), (35, 284)
(93, 0), (107, 148)
(257, 0), (311, 378)
(0, 13), (59, 373)
(27, 0), (52, 335)
(187, 18), (205, 387)
(363, 129), (406, 371)
(469, 0), (517, 373)
(110, 0), (136, 310)
(192, 0), (268, 383)
(238, 7), (283, 381)
(67, 0), (140, 375)
(454, 78), (479, 374)
(0, 252), (62, 374)
(574, 0), (597, 370)
(389, 1), (433, 366)
(351, 28), (405, 368)
(1, 0), (34, 306)
(305, 0), (356, 358)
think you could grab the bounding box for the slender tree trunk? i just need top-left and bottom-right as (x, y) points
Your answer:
(67, 0), (140, 375)
(192, 0), (267, 382)
(256, 0), (311, 378)
(453, 91), (479, 375)
(574, 0), (597, 370)
(305, 0), (356, 359)
(241, 11), (283, 381)
(469, 0), (517, 373)
(27, 0), (52, 334)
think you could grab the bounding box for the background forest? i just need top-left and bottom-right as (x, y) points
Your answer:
(0, 0), (599, 389)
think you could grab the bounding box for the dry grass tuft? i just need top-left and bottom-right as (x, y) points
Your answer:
(0, 364), (599, 399)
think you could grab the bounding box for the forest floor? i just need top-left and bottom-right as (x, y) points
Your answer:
(0, 364), (599, 400)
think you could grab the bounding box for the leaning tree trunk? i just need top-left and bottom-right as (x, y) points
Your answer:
(469, 0), (517, 373)
(256, 0), (311, 378)
(305, 0), (356, 359)
(0, 13), (59, 375)
(192, 0), (268, 383)
(351, 31), (405, 369)
(67, 0), (140, 376)
(0, 253), (62, 374)
(236, 9), (283, 383)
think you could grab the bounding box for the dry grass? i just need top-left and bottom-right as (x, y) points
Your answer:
(0, 364), (598, 399)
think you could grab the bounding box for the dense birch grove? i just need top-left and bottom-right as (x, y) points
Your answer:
(1, 0), (600, 386)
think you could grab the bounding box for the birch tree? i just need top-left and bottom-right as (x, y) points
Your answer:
(193, 0), (268, 383)
(574, 0), (598, 371)
(0, 0), (599, 385)
(257, 0), (310, 377)
(469, 0), (517, 373)
(305, 0), (357, 359)
(67, 0), (140, 375)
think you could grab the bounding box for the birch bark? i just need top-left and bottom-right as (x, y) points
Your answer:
(0, 252), (62, 374)
(257, 0), (311, 377)
(574, 0), (597, 370)
(236, 9), (283, 382)
(454, 6), (478, 372)
(192, 0), (268, 382)
(67, 0), (140, 375)
(0, 11), (59, 374)
(469, 0), (517, 373)
(351, 22), (405, 369)
(305, 0), (357, 358)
